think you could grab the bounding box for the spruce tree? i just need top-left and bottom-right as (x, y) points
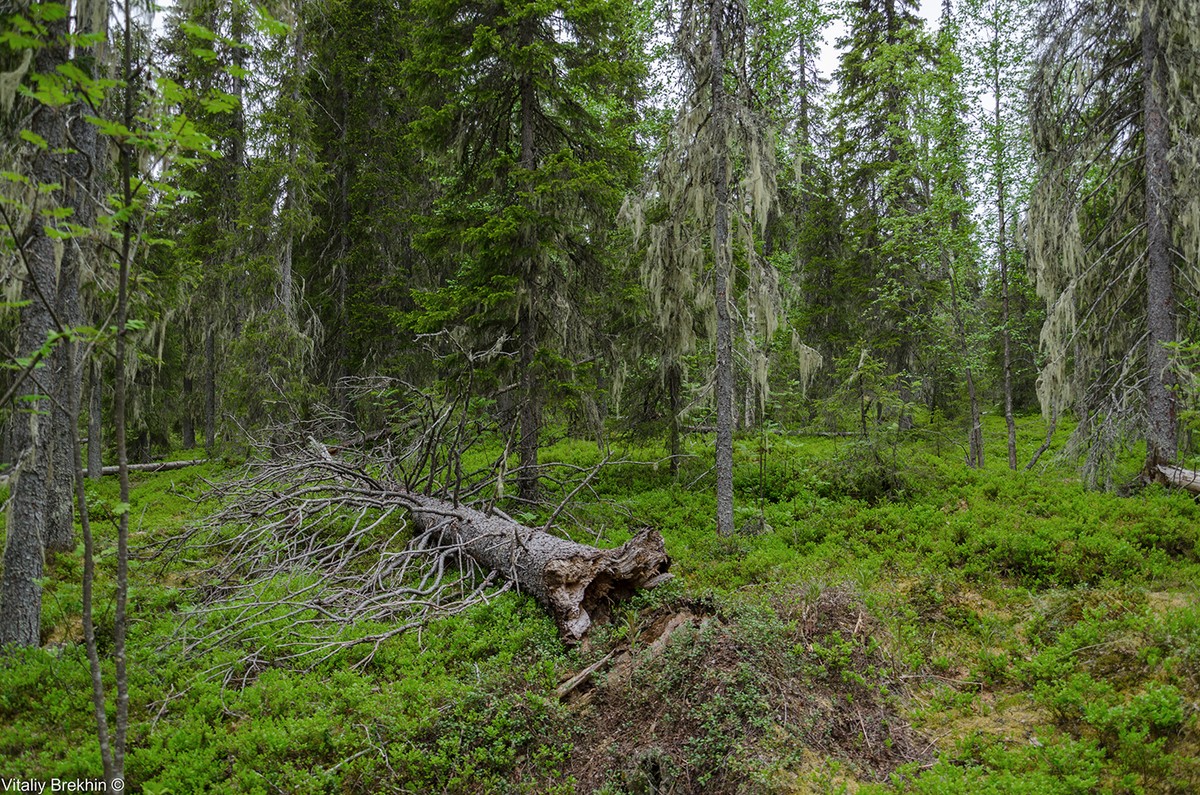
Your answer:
(829, 0), (936, 430)
(406, 0), (643, 501)
(1028, 0), (1200, 483)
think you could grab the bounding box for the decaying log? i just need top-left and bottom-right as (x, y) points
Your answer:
(1155, 464), (1200, 494)
(406, 492), (672, 640)
(0, 458), (206, 486)
(100, 459), (207, 475)
(173, 450), (674, 665)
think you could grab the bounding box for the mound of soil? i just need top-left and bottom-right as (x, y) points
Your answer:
(562, 587), (930, 793)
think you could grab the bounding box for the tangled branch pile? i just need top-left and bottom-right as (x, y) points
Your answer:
(166, 430), (671, 670)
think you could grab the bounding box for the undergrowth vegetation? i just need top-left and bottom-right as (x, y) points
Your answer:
(1, 414), (1198, 792)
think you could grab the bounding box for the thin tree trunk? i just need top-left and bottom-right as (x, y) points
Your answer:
(204, 325), (216, 452)
(109, 9), (135, 778)
(1025, 406), (1057, 470)
(1, 33), (66, 647)
(88, 359), (103, 479)
(711, 0), (734, 537)
(180, 316), (195, 449)
(1142, 6), (1176, 468)
(668, 359), (682, 477)
(993, 30), (1017, 470)
(516, 19), (540, 502)
(74, 342), (115, 782)
(944, 248), (982, 468)
(0, 414), (9, 469)
(279, 19), (302, 321)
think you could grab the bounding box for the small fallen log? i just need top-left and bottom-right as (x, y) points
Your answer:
(101, 459), (207, 476)
(1155, 464), (1200, 494)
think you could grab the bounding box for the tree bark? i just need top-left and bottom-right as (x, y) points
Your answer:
(45, 108), (98, 553)
(204, 325), (216, 452)
(992, 20), (1017, 471)
(516, 17), (541, 502)
(711, 0), (735, 537)
(88, 358), (103, 479)
(407, 495), (671, 640)
(1142, 6), (1176, 468)
(1, 32), (67, 648)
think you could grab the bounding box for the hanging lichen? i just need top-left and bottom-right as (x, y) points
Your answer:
(1028, 0), (1200, 485)
(624, 0), (814, 427)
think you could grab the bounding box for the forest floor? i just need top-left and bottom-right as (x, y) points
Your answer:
(1, 414), (1199, 793)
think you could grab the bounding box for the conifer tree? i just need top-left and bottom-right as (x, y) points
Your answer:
(300, 0), (426, 412)
(628, 0), (805, 533)
(1029, 0), (1200, 483)
(923, 4), (985, 466)
(407, 0), (643, 501)
(829, 0), (936, 429)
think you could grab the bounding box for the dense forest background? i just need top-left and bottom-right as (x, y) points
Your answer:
(4, 0), (1198, 511)
(2, 0), (1200, 791)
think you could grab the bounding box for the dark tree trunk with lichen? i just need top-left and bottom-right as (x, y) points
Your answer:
(1, 33), (67, 647)
(711, 0), (735, 538)
(45, 110), (99, 553)
(1142, 5), (1176, 469)
(516, 17), (541, 503)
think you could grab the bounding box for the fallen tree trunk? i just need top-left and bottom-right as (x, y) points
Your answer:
(173, 452), (673, 665)
(2, 458), (205, 486)
(406, 493), (671, 639)
(1155, 464), (1200, 494)
(100, 459), (207, 475)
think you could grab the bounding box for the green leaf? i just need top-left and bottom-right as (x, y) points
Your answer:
(254, 6), (290, 37)
(199, 91), (237, 114)
(34, 3), (69, 22)
(0, 31), (43, 50)
(85, 114), (133, 140)
(19, 129), (48, 149)
(180, 21), (218, 41)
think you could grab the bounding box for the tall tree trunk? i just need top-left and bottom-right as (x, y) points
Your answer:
(993, 21), (1017, 470)
(109, 11), (136, 777)
(279, 19), (303, 322)
(711, 0), (734, 537)
(1, 33), (67, 647)
(1142, 6), (1176, 468)
(517, 19), (541, 502)
(945, 250), (983, 468)
(45, 109), (98, 553)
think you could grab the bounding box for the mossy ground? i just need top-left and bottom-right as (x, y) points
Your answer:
(1, 415), (1198, 793)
